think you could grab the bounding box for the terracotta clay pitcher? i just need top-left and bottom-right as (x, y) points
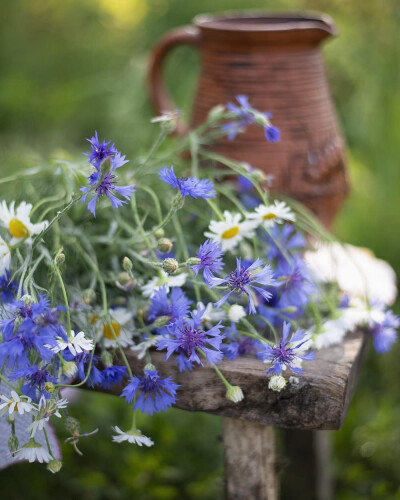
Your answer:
(148, 12), (349, 227)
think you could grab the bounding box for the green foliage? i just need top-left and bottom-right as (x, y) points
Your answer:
(0, 0), (400, 498)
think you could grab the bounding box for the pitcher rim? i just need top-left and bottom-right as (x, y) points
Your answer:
(193, 10), (336, 36)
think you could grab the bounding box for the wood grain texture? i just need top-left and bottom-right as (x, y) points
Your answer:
(223, 418), (278, 500)
(108, 331), (367, 431)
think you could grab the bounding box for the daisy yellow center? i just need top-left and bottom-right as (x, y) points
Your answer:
(9, 218), (29, 238)
(90, 315), (100, 324)
(8, 402), (18, 411)
(221, 226), (239, 239)
(103, 321), (120, 340)
(263, 212), (276, 220)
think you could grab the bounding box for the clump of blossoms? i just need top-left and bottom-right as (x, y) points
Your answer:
(0, 97), (397, 470)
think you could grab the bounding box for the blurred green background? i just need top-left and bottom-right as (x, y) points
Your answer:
(1, 0), (400, 498)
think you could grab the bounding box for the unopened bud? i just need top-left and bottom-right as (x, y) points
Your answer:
(154, 228), (165, 239)
(65, 416), (81, 436)
(171, 192), (184, 211)
(225, 385), (244, 403)
(62, 360), (78, 378)
(152, 315), (170, 328)
(55, 253), (65, 265)
(115, 272), (134, 292)
(122, 256), (132, 272)
(144, 363), (156, 371)
(186, 257), (201, 267)
(8, 434), (19, 454)
(82, 288), (96, 305)
(115, 296), (127, 306)
(208, 104), (225, 121)
(268, 375), (287, 392)
(162, 258), (179, 274)
(44, 382), (55, 394)
(21, 294), (34, 307)
(157, 238), (173, 254)
(47, 459), (63, 474)
(101, 350), (113, 367)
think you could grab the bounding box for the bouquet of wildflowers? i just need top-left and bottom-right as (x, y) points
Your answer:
(0, 96), (397, 472)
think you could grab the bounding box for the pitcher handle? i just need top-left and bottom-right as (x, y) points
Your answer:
(148, 26), (201, 135)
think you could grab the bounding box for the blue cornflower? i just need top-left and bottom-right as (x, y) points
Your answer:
(259, 322), (314, 376)
(70, 352), (103, 387)
(159, 166), (216, 199)
(121, 369), (179, 415)
(101, 365), (128, 389)
(148, 286), (192, 334)
(222, 95), (280, 142)
(157, 306), (225, 371)
(191, 240), (224, 283)
(266, 225), (306, 266)
(210, 258), (276, 314)
(0, 271), (19, 303)
(84, 131), (117, 167)
(221, 323), (261, 361)
(81, 151), (136, 217)
(277, 257), (316, 310)
(10, 365), (57, 401)
(370, 310), (399, 353)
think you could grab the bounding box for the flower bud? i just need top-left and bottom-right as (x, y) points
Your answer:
(268, 375), (287, 392)
(172, 192), (184, 210)
(122, 256), (133, 272)
(152, 315), (170, 328)
(208, 104), (225, 121)
(225, 385), (244, 403)
(21, 294), (34, 307)
(281, 306), (298, 314)
(157, 238), (173, 254)
(162, 258), (179, 275)
(44, 382), (55, 394)
(186, 257), (201, 267)
(62, 360), (78, 378)
(101, 350), (113, 367)
(228, 305), (246, 323)
(47, 459), (63, 474)
(82, 288), (96, 305)
(144, 362), (156, 371)
(55, 253), (65, 265)
(154, 228), (165, 239)
(100, 157), (112, 176)
(115, 272), (135, 292)
(8, 434), (18, 454)
(65, 416), (81, 436)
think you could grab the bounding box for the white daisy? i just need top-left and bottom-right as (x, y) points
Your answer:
(311, 316), (349, 350)
(248, 200), (296, 228)
(0, 236), (11, 276)
(130, 336), (162, 359)
(142, 271), (188, 298)
(0, 201), (48, 245)
(112, 426), (154, 447)
(228, 304), (246, 323)
(198, 301), (226, 323)
(48, 330), (94, 356)
(205, 211), (257, 251)
(28, 397), (69, 436)
(91, 308), (133, 348)
(0, 391), (34, 417)
(14, 438), (52, 463)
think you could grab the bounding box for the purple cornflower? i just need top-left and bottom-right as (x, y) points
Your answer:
(0, 271), (19, 303)
(121, 369), (179, 415)
(259, 322), (314, 376)
(148, 286), (192, 334)
(159, 166), (216, 199)
(266, 225), (306, 266)
(370, 310), (399, 353)
(191, 240), (224, 283)
(222, 95), (280, 142)
(277, 257), (316, 310)
(221, 323), (261, 360)
(101, 365), (128, 389)
(84, 131), (116, 167)
(10, 364), (57, 401)
(157, 306), (225, 372)
(81, 151), (136, 217)
(210, 258), (276, 315)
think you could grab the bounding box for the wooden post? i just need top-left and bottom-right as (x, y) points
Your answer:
(222, 417), (278, 500)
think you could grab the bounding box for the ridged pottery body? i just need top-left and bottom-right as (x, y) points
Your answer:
(148, 12), (349, 227)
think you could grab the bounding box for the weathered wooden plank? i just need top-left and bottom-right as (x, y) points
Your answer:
(222, 418), (278, 500)
(110, 330), (366, 430)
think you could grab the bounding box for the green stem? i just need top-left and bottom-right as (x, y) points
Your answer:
(53, 253), (71, 337)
